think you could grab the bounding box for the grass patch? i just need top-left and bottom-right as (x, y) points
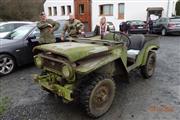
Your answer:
(0, 97), (10, 115)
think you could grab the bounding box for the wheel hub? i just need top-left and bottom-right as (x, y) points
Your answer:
(93, 86), (109, 106)
(0, 57), (14, 74)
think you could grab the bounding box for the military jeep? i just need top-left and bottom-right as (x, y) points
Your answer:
(33, 32), (159, 118)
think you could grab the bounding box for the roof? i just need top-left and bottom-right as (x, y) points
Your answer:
(146, 7), (164, 11)
(0, 21), (33, 25)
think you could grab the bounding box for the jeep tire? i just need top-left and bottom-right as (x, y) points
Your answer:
(80, 75), (116, 118)
(141, 51), (156, 78)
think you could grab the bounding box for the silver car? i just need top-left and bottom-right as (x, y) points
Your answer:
(0, 21), (33, 38)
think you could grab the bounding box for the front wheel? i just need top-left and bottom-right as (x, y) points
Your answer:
(141, 52), (156, 78)
(0, 54), (15, 76)
(80, 76), (116, 118)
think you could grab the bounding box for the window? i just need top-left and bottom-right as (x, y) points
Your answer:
(79, 4), (84, 15)
(14, 23), (26, 29)
(67, 5), (71, 15)
(53, 7), (57, 16)
(48, 7), (52, 16)
(118, 3), (125, 19)
(99, 4), (113, 16)
(31, 28), (40, 37)
(0, 24), (14, 32)
(6, 26), (33, 40)
(61, 6), (65, 15)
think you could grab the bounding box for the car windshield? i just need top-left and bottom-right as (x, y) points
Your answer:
(0, 23), (10, 32)
(170, 18), (180, 22)
(5, 25), (33, 40)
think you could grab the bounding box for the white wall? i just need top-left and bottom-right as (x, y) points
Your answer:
(44, 0), (177, 31)
(91, 0), (176, 31)
(44, 0), (74, 20)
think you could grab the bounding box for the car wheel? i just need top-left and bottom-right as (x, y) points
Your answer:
(141, 52), (156, 78)
(161, 28), (167, 36)
(80, 75), (116, 118)
(0, 54), (15, 76)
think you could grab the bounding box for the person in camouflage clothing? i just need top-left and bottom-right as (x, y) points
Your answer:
(37, 12), (60, 44)
(61, 14), (84, 41)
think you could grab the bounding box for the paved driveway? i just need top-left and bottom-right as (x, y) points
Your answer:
(0, 36), (180, 120)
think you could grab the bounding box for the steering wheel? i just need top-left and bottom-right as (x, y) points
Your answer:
(112, 31), (131, 48)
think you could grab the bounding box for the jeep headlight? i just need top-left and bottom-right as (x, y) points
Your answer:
(34, 56), (43, 68)
(62, 65), (71, 78)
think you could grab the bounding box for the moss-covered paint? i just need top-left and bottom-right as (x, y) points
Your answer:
(33, 34), (160, 103)
(34, 74), (74, 101)
(34, 42), (110, 62)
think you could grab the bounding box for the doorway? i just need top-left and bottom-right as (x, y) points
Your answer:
(74, 0), (91, 32)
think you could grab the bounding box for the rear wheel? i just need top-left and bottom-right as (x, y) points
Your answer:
(0, 54), (15, 76)
(80, 75), (116, 118)
(141, 52), (156, 78)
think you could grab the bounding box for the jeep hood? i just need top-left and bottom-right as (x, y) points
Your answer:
(34, 42), (110, 62)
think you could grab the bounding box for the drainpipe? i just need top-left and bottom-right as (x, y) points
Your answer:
(167, 0), (170, 17)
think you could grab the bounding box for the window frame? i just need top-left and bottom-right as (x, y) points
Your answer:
(61, 6), (65, 16)
(99, 4), (113, 16)
(53, 6), (57, 16)
(67, 5), (71, 15)
(118, 3), (125, 19)
(79, 4), (85, 15)
(48, 7), (52, 16)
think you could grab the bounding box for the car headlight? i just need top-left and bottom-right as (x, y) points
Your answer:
(62, 65), (71, 78)
(34, 56), (43, 68)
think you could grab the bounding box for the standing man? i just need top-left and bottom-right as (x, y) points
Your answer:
(37, 12), (60, 44)
(148, 17), (153, 34)
(61, 14), (84, 41)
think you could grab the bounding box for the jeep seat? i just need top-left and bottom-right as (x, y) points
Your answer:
(127, 34), (145, 60)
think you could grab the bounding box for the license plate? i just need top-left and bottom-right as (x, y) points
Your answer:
(138, 26), (143, 29)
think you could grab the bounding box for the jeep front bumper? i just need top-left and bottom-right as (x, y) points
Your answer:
(33, 74), (74, 102)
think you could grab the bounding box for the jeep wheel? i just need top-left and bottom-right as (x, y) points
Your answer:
(80, 76), (116, 118)
(141, 52), (156, 78)
(0, 54), (15, 76)
(161, 28), (167, 36)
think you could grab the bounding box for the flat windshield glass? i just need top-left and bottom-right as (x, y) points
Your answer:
(131, 20), (144, 25)
(5, 26), (33, 40)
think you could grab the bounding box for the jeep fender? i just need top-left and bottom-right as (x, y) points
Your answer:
(142, 45), (159, 65)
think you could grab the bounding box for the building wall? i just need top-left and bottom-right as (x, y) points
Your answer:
(44, 0), (177, 31)
(44, 0), (74, 20)
(91, 0), (175, 31)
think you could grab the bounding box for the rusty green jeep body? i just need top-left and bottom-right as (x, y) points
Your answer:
(33, 33), (159, 118)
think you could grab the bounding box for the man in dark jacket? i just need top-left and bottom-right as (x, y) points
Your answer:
(37, 12), (60, 44)
(148, 18), (153, 34)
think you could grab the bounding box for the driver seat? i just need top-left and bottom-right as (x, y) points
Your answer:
(127, 34), (145, 60)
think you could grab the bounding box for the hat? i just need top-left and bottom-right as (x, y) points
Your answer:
(40, 12), (45, 16)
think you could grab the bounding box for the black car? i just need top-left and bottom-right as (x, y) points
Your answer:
(126, 20), (148, 34)
(0, 21), (65, 76)
(152, 17), (180, 36)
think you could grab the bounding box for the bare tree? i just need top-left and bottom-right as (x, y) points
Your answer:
(0, 0), (45, 21)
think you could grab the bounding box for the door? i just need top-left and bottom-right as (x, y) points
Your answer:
(23, 28), (40, 63)
(74, 0), (91, 32)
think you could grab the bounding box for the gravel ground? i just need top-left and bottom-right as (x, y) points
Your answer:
(0, 36), (180, 120)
